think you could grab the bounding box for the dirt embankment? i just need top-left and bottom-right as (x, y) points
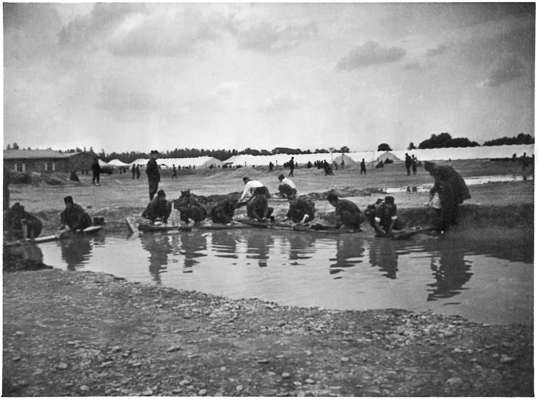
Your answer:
(3, 269), (533, 397)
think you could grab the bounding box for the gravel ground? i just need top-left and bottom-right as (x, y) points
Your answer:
(3, 269), (533, 397)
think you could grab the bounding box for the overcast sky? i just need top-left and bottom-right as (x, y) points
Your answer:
(4, 2), (535, 153)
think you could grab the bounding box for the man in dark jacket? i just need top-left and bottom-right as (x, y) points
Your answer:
(4, 202), (43, 240)
(286, 196), (315, 224)
(142, 189), (172, 224)
(61, 196), (92, 231)
(91, 157), (101, 186)
(146, 150), (161, 200)
(327, 191), (363, 231)
(424, 161), (471, 231)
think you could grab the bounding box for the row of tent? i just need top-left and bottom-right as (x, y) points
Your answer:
(102, 144), (534, 169)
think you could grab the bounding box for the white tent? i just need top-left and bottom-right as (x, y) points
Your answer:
(98, 159), (111, 168)
(158, 156), (222, 169)
(223, 153), (337, 167)
(375, 151), (401, 163)
(392, 144), (534, 161)
(108, 159), (130, 167)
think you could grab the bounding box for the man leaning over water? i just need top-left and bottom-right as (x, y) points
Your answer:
(61, 196), (92, 231)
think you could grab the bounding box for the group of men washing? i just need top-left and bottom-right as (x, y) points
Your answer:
(4, 154), (470, 241)
(138, 173), (408, 238)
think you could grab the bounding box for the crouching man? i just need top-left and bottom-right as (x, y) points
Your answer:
(142, 189), (172, 224)
(247, 187), (274, 222)
(365, 196), (403, 237)
(327, 191), (363, 231)
(4, 202), (43, 240)
(61, 196), (92, 231)
(286, 196), (315, 224)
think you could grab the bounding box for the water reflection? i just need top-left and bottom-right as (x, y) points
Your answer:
(369, 238), (399, 279)
(246, 232), (274, 267)
(287, 233), (315, 262)
(211, 231), (238, 259)
(329, 236), (365, 276)
(59, 237), (92, 271)
(181, 232), (207, 271)
(140, 233), (172, 283)
(426, 240), (473, 301)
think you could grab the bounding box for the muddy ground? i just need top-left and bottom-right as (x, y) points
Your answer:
(3, 269), (533, 397)
(3, 159), (534, 396)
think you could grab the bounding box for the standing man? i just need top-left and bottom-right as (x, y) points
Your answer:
(411, 155), (418, 175)
(146, 150), (161, 201)
(360, 159), (367, 175)
(131, 164), (136, 179)
(404, 153), (412, 176)
(136, 165), (141, 179)
(91, 157), (101, 186)
(172, 165), (177, 178)
(288, 156), (295, 177)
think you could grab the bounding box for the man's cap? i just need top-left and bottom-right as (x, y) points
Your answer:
(157, 189), (166, 197)
(242, 176), (250, 183)
(278, 174), (285, 180)
(64, 195), (73, 203)
(384, 196), (395, 204)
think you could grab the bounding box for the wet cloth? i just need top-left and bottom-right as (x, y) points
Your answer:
(61, 203), (92, 231)
(142, 197), (172, 223)
(287, 196), (315, 223)
(334, 199), (363, 229)
(4, 203), (43, 240)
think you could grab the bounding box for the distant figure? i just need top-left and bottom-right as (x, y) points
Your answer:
(424, 161), (471, 231)
(306, 161), (312, 169)
(136, 165), (141, 179)
(376, 160), (384, 168)
(174, 190), (208, 225)
(278, 174), (297, 200)
(268, 161), (274, 172)
(360, 158), (367, 175)
(365, 196), (403, 237)
(327, 191), (363, 231)
(91, 157), (101, 185)
(4, 202), (43, 240)
(131, 164), (136, 179)
(286, 195), (315, 224)
(146, 150), (161, 200)
(61, 196), (92, 231)
(4, 169), (10, 211)
(323, 160), (334, 175)
(288, 156), (295, 177)
(521, 152), (530, 171)
(172, 165), (177, 178)
(142, 189), (172, 224)
(404, 153), (411, 175)
(411, 155), (418, 175)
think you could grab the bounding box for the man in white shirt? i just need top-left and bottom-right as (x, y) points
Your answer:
(238, 177), (268, 204)
(238, 177), (273, 221)
(277, 174), (297, 200)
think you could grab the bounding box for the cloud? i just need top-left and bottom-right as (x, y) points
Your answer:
(262, 93), (301, 112)
(214, 81), (242, 96)
(109, 7), (227, 57)
(480, 56), (525, 87)
(4, 4), (62, 64)
(58, 3), (146, 48)
(426, 44), (449, 57)
(402, 61), (431, 71)
(337, 41), (406, 70)
(229, 16), (317, 52)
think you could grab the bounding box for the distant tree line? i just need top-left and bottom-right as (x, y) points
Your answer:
(418, 133), (480, 149)
(483, 133), (534, 146)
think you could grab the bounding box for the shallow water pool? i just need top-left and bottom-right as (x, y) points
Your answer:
(38, 229), (533, 326)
